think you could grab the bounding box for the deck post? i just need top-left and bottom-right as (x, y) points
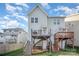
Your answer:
(49, 29), (52, 52)
(72, 38), (74, 49)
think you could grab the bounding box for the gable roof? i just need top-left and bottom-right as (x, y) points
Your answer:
(28, 4), (66, 18)
(27, 4), (48, 16)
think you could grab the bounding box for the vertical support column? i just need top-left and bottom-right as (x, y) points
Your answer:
(72, 38), (74, 49)
(24, 40), (32, 56)
(61, 40), (66, 50)
(57, 39), (60, 51)
(72, 33), (74, 49)
(49, 29), (52, 52)
(73, 32), (74, 49)
(24, 29), (32, 55)
(42, 40), (47, 51)
(31, 29), (33, 55)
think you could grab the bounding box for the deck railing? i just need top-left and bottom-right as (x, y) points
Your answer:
(31, 29), (51, 36)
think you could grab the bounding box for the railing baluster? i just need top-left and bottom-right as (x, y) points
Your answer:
(31, 29), (50, 37)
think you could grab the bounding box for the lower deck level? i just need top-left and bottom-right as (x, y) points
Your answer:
(31, 32), (74, 51)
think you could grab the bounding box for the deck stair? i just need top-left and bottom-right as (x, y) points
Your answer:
(33, 39), (43, 48)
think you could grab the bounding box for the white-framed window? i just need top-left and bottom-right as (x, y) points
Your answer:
(35, 17), (38, 23)
(31, 17), (38, 23)
(53, 19), (56, 25)
(31, 17), (34, 23)
(54, 22), (56, 25)
(57, 19), (60, 25)
(53, 19), (60, 25)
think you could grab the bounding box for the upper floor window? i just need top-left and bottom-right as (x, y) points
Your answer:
(53, 19), (56, 25)
(31, 17), (34, 23)
(35, 18), (38, 23)
(57, 20), (60, 25)
(53, 19), (60, 25)
(54, 22), (56, 25)
(31, 17), (38, 23)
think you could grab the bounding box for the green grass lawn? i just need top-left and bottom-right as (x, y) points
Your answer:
(0, 48), (23, 56)
(33, 47), (79, 56)
(33, 51), (79, 56)
(0, 47), (79, 56)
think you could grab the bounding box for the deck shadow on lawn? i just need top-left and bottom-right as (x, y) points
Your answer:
(33, 47), (79, 56)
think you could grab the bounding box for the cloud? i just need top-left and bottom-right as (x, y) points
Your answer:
(15, 3), (29, 8)
(54, 6), (79, 15)
(0, 14), (28, 28)
(19, 23), (28, 32)
(5, 3), (28, 22)
(0, 15), (28, 31)
(76, 6), (79, 12)
(4, 3), (28, 31)
(3, 15), (10, 20)
(41, 3), (51, 9)
(0, 25), (6, 29)
(6, 20), (19, 28)
(16, 6), (23, 11)
(5, 3), (23, 14)
(41, 3), (48, 7)
(9, 12), (28, 22)
(16, 16), (28, 22)
(54, 6), (72, 15)
(60, 15), (64, 17)
(0, 20), (20, 29)
(5, 4), (16, 12)
(0, 19), (27, 31)
(0, 21), (7, 25)
(76, 6), (79, 9)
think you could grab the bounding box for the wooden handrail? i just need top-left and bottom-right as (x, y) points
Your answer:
(31, 29), (50, 36)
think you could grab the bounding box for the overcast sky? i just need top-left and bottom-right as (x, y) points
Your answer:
(0, 3), (79, 32)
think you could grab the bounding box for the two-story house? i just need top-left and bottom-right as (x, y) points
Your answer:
(28, 4), (68, 51)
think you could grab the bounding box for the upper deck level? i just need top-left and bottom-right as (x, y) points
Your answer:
(31, 29), (51, 39)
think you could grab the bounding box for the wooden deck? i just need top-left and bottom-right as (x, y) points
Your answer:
(53, 32), (74, 51)
(32, 35), (50, 39)
(55, 32), (74, 39)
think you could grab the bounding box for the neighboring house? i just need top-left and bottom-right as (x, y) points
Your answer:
(0, 32), (5, 44)
(28, 4), (66, 50)
(0, 28), (27, 53)
(65, 14), (79, 46)
(2, 28), (27, 44)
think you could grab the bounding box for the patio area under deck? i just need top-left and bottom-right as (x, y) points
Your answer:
(31, 29), (51, 51)
(53, 32), (74, 51)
